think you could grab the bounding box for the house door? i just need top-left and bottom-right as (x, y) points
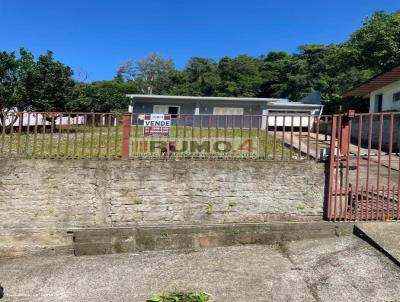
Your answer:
(375, 94), (383, 112)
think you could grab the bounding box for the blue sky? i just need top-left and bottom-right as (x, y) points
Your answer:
(1, 0), (399, 81)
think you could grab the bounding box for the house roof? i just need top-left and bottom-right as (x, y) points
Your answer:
(126, 95), (323, 112)
(126, 94), (282, 103)
(343, 65), (400, 97)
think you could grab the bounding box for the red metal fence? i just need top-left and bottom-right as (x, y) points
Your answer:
(0, 111), (329, 161)
(0, 112), (122, 160)
(327, 111), (400, 221)
(4, 110), (399, 221)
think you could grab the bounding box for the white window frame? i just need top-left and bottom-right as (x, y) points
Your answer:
(212, 107), (244, 115)
(153, 105), (180, 117)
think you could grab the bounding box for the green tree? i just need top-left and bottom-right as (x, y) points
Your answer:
(259, 45), (373, 104)
(259, 51), (301, 99)
(0, 50), (22, 111)
(69, 80), (139, 112)
(116, 53), (175, 94)
(30, 50), (75, 112)
(169, 57), (220, 96)
(106, 10), (399, 113)
(217, 55), (263, 97)
(346, 11), (400, 71)
(0, 48), (74, 112)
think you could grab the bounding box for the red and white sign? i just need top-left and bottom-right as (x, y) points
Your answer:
(143, 114), (171, 136)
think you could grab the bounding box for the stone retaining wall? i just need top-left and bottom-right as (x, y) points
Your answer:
(0, 159), (326, 256)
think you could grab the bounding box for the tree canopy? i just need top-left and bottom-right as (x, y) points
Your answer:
(116, 53), (175, 95)
(0, 48), (74, 112)
(69, 80), (139, 112)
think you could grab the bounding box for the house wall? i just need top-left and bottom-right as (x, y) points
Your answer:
(350, 114), (400, 153)
(265, 105), (322, 128)
(132, 101), (197, 116)
(197, 102), (263, 115)
(131, 100), (265, 128)
(369, 79), (400, 113)
(130, 99), (320, 129)
(198, 102), (264, 128)
(131, 100), (264, 116)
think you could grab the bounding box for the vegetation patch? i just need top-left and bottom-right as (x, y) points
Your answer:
(146, 292), (210, 302)
(0, 125), (291, 160)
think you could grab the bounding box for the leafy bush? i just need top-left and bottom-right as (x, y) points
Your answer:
(146, 292), (210, 302)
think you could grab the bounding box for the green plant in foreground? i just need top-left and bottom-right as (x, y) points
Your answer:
(146, 292), (210, 302)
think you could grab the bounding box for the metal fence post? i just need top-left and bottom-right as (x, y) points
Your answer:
(121, 112), (131, 160)
(327, 115), (338, 220)
(339, 110), (355, 158)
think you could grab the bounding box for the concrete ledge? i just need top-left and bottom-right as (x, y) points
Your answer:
(71, 222), (354, 256)
(0, 229), (74, 257)
(354, 222), (400, 267)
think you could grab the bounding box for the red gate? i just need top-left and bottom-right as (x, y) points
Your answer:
(327, 111), (400, 221)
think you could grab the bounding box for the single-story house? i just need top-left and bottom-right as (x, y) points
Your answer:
(127, 93), (323, 129)
(343, 65), (400, 113)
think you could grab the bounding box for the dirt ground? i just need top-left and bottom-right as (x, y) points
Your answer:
(0, 235), (399, 302)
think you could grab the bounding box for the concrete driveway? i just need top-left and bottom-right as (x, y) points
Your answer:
(0, 235), (399, 302)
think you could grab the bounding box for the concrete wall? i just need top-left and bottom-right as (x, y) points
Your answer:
(350, 115), (400, 152)
(0, 159), (325, 256)
(321, 115), (400, 153)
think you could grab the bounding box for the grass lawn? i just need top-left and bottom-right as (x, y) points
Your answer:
(0, 125), (293, 160)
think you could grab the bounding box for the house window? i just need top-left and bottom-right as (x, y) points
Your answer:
(168, 106), (179, 118)
(393, 92), (400, 102)
(213, 107), (244, 115)
(153, 105), (180, 118)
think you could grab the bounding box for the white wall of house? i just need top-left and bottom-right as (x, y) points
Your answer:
(369, 79), (400, 112)
(2, 113), (86, 127)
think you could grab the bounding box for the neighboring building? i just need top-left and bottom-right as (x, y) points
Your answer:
(127, 93), (323, 129)
(343, 65), (400, 113)
(1, 111), (85, 127)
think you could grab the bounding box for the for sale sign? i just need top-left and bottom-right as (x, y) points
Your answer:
(143, 114), (171, 136)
